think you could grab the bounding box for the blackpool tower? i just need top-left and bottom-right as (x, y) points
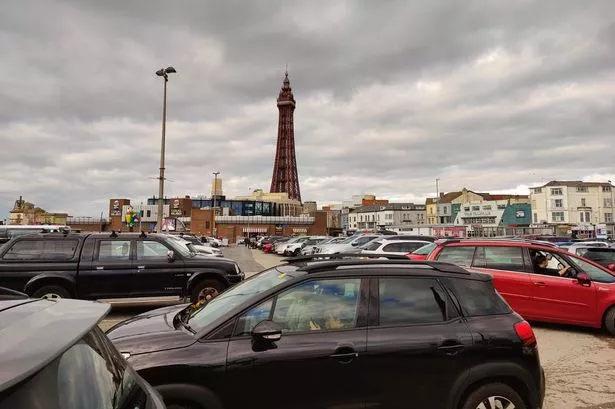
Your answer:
(269, 71), (302, 202)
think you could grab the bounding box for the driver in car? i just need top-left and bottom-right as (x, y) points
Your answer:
(534, 255), (571, 277)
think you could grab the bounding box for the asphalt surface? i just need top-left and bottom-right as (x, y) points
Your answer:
(100, 246), (615, 409)
(99, 246), (263, 331)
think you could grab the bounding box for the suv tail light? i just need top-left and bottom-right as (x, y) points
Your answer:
(514, 320), (537, 348)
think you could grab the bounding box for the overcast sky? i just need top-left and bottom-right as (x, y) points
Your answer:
(1, 0), (614, 219)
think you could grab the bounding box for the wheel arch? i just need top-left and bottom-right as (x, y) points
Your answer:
(24, 274), (76, 297)
(446, 362), (539, 409)
(602, 304), (615, 333)
(186, 271), (229, 294)
(154, 383), (224, 409)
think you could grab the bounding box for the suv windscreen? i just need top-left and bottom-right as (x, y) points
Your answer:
(0, 327), (154, 409)
(413, 243), (436, 255)
(363, 241), (383, 251)
(187, 265), (305, 331)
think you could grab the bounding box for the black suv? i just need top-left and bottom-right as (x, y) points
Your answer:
(0, 289), (166, 408)
(108, 255), (545, 409)
(0, 232), (243, 303)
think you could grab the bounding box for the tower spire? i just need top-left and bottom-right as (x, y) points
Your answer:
(270, 70), (301, 202)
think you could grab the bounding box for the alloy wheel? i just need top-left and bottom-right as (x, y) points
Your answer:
(41, 293), (62, 300)
(475, 396), (516, 409)
(198, 287), (219, 301)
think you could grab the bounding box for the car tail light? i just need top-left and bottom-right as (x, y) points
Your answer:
(514, 320), (537, 348)
(405, 253), (413, 259)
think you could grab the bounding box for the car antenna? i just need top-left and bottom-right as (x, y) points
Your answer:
(139, 231), (147, 238)
(110, 231), (118, 238)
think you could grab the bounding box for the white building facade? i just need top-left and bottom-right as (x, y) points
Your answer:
(347, 204), (426, 231)
(529, 181), (615, 237)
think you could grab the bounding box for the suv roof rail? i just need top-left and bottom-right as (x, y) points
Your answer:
(282, 253), (411, 263)
(437, 237), (558, 248)
(298, 258), (472, 275)
(282, 253), (471, 275)
(0, 287), (29, 300)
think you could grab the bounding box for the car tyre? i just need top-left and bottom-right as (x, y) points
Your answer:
(293, 248), (301, 256)
(461, 383), (526, 409)
(31, 285), (71, 300)
(190, 279), (226, 304)
(604, 306), (615, 335)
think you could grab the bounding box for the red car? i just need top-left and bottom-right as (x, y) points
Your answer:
(426, 238), (615, 334)
(406, 242), (437, 260)
(262, 243), (274, 253)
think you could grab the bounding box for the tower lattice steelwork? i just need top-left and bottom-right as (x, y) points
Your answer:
(269, 71), (301, 202)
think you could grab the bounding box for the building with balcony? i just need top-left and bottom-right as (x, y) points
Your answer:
(347, 203), (426, 231)
(529, 180), (615, 237)
(425, 189), (489, 224)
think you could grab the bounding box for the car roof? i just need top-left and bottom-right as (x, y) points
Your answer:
(0, 298), (110, 392)
(282, 255), (490, 281)
(436, 238), (559, 249)
(379, 239), (431, 243)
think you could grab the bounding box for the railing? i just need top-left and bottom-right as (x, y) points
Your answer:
(67, 217), (108, 224)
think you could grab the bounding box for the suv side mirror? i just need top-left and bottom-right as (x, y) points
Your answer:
(576, 272), (591, 286)
(167, 250), (175, 262)
(351, 242), (358, 247)
(252, 320), (282, 344)
(608, 263), (615, 272)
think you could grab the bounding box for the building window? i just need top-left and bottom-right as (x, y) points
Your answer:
(552, 212), (565, 222)
(533, 213), (538, 223)
(205, 221), (210, 229)
(603, 186), (612, 192)
(604, 199), (613, 208)
(464, 207), (470, 211)
(553, 199), (563, 208)
(146, 210), (151, 217)
(577, 186), (588, 193)
(140, 210), (144, 217)
(605, 213), (613, 223)
(581, 198), (586, 207)
(533, 188), (542, 193)
(482, 205), (492, 210)
(471, 206), (480, 211)
(550, 188), (563, 195)
(443, 207), (447, 214)
(497, 204), (506, 210)
(532, 200), (536, 208)
(579, 211), (591, 223)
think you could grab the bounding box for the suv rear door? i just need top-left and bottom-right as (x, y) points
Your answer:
(79, 237), (135, 297)
(362, 274), (472, 409)
(470, 245), (534, 317)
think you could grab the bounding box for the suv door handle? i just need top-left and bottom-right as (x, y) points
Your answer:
(533, 281), (546, 287)
(330, 347), (358, 364)
(437, 343), (464, 356)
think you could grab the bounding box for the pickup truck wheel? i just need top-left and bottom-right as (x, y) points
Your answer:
(191, 280), (225, 304)
(461, 383), (526, 409)
(32, 285), (71, 300)
(604, 306), (615, 335)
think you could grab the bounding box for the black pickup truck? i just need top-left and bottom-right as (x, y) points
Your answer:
(0, 231), (244, 303)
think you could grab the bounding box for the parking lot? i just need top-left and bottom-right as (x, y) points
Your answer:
(101, 246), (615, 409)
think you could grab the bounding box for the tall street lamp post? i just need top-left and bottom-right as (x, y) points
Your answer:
(155, 66), (177, 231)
(212, 171), (220, 237)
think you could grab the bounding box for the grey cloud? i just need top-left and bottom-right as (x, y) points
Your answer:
(1, 0), (615, 218)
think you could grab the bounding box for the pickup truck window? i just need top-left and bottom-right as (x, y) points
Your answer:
(97, 240), (131, 261)
(137, 241), (169, 260)
(3, 239), (78, 261)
